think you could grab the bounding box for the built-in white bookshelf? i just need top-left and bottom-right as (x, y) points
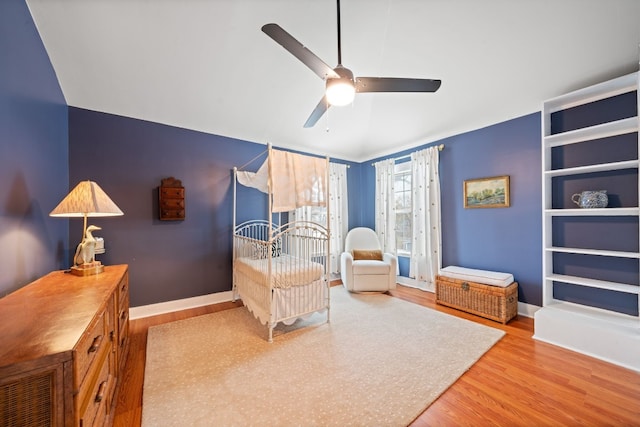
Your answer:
(534, 71), (640, 372)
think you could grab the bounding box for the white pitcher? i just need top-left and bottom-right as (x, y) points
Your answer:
(571, 190), (608, 208)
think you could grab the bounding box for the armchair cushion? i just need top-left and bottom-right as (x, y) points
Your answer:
(352, 260), (391, 275)
(352, 249), (383, 261)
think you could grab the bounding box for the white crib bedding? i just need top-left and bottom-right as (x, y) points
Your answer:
(237, 278), (329, 327)
(234, 254), (324, 289)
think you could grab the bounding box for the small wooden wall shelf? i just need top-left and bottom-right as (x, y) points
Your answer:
(159, 177), (185, 220)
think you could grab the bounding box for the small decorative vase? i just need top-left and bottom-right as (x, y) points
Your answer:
(571, 190), (608, 208)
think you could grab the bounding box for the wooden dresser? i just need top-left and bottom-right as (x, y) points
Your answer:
(0, 264), (130, 426)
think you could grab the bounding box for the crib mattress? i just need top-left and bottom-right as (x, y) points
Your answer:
(439, 265), (514, 287)
(234, 254), (324, 289)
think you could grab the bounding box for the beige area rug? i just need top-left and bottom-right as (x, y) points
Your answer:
(142, 286), (504, 427)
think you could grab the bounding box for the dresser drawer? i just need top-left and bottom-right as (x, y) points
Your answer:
(160, 187), (184, 199)
(75, 310), (106, 388)
(78, 349), (110, 427)
(160, 209), (185, 220)
(118, 298), (129, 336)
(106, 295), (116, 349)
(160, 198), (185, 209)
(118, 319), (130, 372)
(117, 276), (130, 375)
(117, 275), (129, 310)
(118, 286), (129, 337)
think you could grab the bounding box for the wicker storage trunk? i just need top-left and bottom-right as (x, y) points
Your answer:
(435, 275), (518, 324)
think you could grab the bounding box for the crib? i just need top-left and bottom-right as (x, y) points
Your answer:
(232, 145), (331, 341)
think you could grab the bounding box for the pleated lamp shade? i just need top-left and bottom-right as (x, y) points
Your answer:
(50, 181), (123, 218)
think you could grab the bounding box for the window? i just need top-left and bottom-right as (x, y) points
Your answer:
(309, 206), (327, 226)
(288, 175), (327, 226)
(394, 161), (411, 256)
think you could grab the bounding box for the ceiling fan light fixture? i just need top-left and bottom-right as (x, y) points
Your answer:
(326, 76), (355, 106)
(261, 0), (442, 127)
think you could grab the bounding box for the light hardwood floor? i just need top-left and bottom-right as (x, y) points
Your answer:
(113, 285), (640, 426)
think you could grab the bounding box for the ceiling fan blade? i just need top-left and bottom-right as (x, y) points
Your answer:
(262, 23), (339, 80)
(355, 77), (442, 93)
(303, 96), (330, 128)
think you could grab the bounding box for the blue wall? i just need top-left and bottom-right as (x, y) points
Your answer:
(3, 0), (635, 312)
(68, 108), (359, 306)
(69, 109), (266, 306)
(0, 0), (69, 295)
(365, 113), (542, 305)
(68, 105), (634, 310)
(441, 114), (542, 305)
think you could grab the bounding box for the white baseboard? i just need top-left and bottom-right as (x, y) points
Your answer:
(129, 290), (235, 320)
(130, 284), (542, 321)
(397, 276), (434, 292)
(518, 301), (540, 319)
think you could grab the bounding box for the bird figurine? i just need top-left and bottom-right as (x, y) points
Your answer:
(74, 225), (102, 266)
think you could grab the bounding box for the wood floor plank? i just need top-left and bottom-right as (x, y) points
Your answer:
(113, 285), (640, 426)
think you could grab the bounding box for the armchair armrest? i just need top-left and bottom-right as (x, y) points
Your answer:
(382, 252), (396, 264)
(340, 252), (354, 290)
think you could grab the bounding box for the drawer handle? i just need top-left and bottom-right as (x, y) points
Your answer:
(88, 334), (103, 353)
(120, 310), (127, 320)
(95, 380), (108, 403)
(461, 282), (470, 291)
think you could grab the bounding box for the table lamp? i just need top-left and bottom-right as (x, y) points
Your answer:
(50, 180), (124, 276)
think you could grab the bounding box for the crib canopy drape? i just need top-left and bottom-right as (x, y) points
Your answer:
(237, 148), (327, 213)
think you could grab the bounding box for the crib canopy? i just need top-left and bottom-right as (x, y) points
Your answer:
(236, 148), (328, 213)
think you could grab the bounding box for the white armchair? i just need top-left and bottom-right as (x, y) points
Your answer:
(340, 227), (397, 292)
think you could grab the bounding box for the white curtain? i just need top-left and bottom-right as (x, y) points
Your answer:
(374, 159), (396, 254)
(409, 147), (442, 287)
(328, 163), (348, 273)
(291, 162), (348, 274)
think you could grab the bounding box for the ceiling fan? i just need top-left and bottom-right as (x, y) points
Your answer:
(262, 0), (442, 128)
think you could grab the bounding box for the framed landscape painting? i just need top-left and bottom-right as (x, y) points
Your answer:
(464, 175), (510, 208)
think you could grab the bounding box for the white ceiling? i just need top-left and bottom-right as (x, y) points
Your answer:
(26, 0), (640, 162)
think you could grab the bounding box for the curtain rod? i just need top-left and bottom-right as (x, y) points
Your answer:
(371, 143), (444, 166)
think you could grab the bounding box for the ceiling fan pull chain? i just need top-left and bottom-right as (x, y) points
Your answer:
(325, 104), (331, 132)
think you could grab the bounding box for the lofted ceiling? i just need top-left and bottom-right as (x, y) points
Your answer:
(26, 0), (640, 162)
